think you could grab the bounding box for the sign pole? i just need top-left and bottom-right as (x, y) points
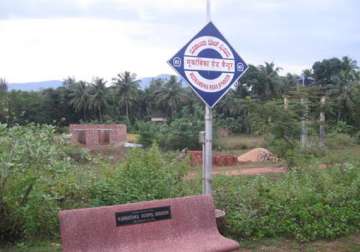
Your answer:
(204, 106), (213, 194)
(204, 0), (213, 195)
(168, 0), (248, 196)
(207, 0), (211, 22)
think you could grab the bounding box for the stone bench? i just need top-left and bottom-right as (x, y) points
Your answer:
(59, 195), (239, 252)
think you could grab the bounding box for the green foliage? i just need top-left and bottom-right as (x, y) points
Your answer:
(159, 118), (203, 150)
(249, 99), (305, 166)
(88, 78), (109, 122)
(215, 93), (252, 134)
(216, 135), (265, 151)
(330, 121), (354, 135)
(152, 76), (188, 120)
(0, 125), (197, 244)
(214, 160), (360, 242)
(326, 133), (355, 149)
(0, 124), (93, 241)
(112, 71), (140, 122)
(239, 62), (285, 100)
(249, 99), (300, 138)
(62, 145), (91, 163)
(355, 131), (360, 145)
(90, 144), (194, 205)
(2, 58), (360, 139)
(3, 124), (360, 245)
(137, 121), (159, 147)
(138, 118), (203, 150)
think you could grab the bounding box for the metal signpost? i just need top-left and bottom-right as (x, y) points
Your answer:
(168, 0), (248, 194)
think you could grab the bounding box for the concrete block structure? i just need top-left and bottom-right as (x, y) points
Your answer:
(69, 124), (127, 150)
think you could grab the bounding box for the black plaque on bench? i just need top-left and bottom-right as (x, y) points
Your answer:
(115, 206), (171, 226)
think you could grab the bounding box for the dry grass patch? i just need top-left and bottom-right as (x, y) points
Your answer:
(217, 135), (265, 151)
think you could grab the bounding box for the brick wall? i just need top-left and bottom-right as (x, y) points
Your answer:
(188, 150), (237, 167)
(69, 124), (127, 150)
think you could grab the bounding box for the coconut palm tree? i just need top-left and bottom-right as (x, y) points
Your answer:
(68, 81), (90, 121)
(340, 56), (359, 82)
(240, 63), (284, 100)
(0, 78), (8, 93)
(257, 62), (283, 99)
(89, 77), (108, 122)
(325, 57), (360, 122)
(112, 71), (139, 122)
(63, 77), (77, 89)
(0, 78), (8, 123)
(154, 75), (186, 119)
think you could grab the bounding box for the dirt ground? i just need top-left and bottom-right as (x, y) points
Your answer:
(214, 166), (287, 176)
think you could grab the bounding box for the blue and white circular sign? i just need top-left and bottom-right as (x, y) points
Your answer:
(168, 22), (248, 108)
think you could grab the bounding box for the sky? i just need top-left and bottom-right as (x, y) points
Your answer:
(0, 0), (359, 83)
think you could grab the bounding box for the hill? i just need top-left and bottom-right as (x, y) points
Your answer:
(8, 75), (187, 91)
(8, 80), (63, 91)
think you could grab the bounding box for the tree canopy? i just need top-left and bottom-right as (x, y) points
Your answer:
(1, 56), (359, 135)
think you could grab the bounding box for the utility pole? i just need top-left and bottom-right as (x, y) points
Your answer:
(319, 96), (326, 148)
(204, 0), (213, 194)
(300, 75), (307, 149)
(284, 96), (288, 111)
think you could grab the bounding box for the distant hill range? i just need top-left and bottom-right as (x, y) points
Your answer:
(139, 74), (186, 89)
(8, 74), (186, 91)
(8, 80), (63, 91)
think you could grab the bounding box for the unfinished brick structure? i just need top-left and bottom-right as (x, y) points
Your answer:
(69, 124), (127, 150)
(188, 150), (237, 167)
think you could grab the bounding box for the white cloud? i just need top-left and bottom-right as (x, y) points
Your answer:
(0, 0), (358, 83)
(0, 18), (176, 82)
(110, 0), (205, 11)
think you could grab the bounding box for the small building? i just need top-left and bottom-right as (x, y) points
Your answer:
(69, 124), (127, 150)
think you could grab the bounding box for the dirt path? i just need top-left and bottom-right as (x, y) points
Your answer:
(214, 167), (287, 176)
(186, 166), (287, 179)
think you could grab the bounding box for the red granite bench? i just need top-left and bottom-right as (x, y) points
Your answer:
(59, 195), (239, 252)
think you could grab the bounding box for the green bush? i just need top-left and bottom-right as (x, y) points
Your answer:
(329, 121), (354, 135)
(0, 124), (93, 241)
(355, 131), (360, 145)
(138, 119), (203, 150)
(326, 133), (355, 149)
(159, 118), (203, 150)
(0, 124), (196, 244)
(3, 123), (360, 245)
(62, 145), (91, 163)
(90, 144), (195, 205)
(137, 121), (159, 147)
(213, 160), (360, 242)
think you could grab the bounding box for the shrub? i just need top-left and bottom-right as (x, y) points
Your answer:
(90, 144), (195, 205)
(0, 124), (196, 244)
(3, 123), (360, 245)
(159, 118), (203, 150)
(213, 160), (360, 242)
(138, 119), (203, 150)
(62, 145), (91, 163)
(355, 131), (360, 145)
(329, 121), (354, 135)
(0, 124), (93, 241)
(326, 133), (354, 149)
(137, 121), (159, 147)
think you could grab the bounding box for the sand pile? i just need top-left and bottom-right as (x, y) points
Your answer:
(237, 148), (277, 163)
